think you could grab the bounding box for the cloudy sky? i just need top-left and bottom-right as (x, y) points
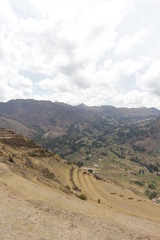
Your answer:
(1, 0), (160, 108)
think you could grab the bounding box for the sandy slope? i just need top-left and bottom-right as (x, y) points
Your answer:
(0, 163), (160, 240)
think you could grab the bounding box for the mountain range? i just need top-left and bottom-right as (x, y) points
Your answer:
(0, 100), (160, 239)
(0, 99), (159, 138)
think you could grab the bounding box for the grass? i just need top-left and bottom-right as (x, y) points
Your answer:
(0, 127), (160, 231)
(67, 146), (160, 200)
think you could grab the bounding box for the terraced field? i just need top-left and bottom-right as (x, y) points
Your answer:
(0, 159), (160, 240)
(0, 128), (160, 239)
(69, 167), (160, 222)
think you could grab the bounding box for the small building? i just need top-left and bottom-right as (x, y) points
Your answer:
(94, 164), (98, 167)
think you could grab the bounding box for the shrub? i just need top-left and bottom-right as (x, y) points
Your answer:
(148, 183), (156, 190)
(132, 144), (145, 153)
(8, 155), (14, 163)
(145, 189), (150, 197)
(66, 185), (70, 190)
(62, 185), (71, 194)
(145, 189), (158, 199)
(94, 174), (102, 180)
(148, 164), (159, 172)
(149, 191), (158, 200)
(25, 158), (34, 168)
(101, 152), (107, 156)
(130, 156), (140, 164)
(76, 161), (84, 168)
(76, 194), (87, 200)
(42, 168), (55, 179)
(134, 181), (144, 186)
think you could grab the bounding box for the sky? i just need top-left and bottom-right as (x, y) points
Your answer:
(1, 0), (160, 108)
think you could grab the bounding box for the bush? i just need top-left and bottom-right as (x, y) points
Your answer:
(76, 194), (87, 200)
(94, 174), (102, 180)
(101, 152), (107, 156)
(130, 157), (140, 164)
(134, 181), (144, 186)
(62, 185), (71, 194)
(76, 161), (84, 168)
(42, 168), (55, 179)
(145, 189), (158, 199)
(8, 155), (14, 163)
(148, 183), (156, 190)
(145, 189), (150, 197)
(25, 158), (34, 168)
(148, 164), (159, 172)
(66, 185), (70, 190)
(132, 144), (145, 153)
(149, 191), (158, 200)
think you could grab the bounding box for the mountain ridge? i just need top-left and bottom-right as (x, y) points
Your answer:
(0, 99), (159, 138)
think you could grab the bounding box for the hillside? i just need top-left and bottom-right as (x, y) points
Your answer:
(0, 128), (160, 239)
(0, 100), (160, 195)
(141, 117), (160, 151)
(0, 99), (159, 140)
(0, 100), (160, 203)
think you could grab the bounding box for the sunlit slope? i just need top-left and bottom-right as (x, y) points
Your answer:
(0, 161), (160, 224)
(0, 127), (159, 225)
(70, 166), (160, 222)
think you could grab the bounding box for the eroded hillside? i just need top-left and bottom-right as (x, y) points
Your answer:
(0, 128), (160, 239)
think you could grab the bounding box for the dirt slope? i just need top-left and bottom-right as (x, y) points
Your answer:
(0, 128), (160, 239)
(0, 165), (160, 240)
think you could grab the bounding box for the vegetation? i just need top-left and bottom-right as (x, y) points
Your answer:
(76, 194), (87, 201)
(0, 100), (160, 203)
(145, 190), (158, 200)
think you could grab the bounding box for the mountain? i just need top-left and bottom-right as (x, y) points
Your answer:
(0, 99), (160, 170)
(133, 117), (160, 152)
(0, 127), (160, 239)
(0, 100), (160, 238)
(0, 99), (159, 139)
(0, 99), (160, 167)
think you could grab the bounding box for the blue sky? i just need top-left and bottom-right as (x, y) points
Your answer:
(1, 0), (160, 108)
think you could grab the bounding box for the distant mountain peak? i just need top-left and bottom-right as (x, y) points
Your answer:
(78, 103), (87, 107)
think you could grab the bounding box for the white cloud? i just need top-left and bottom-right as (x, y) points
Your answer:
(0, 1), (17, 33)
(38, 74), (72, 92)
(115, 30), (148, 56)
(0, 0), (160, 109)
(9, 0), (45, 20)
(0, 64), (33, 101)
(136, 59), (160, 95)
(115, 90), (160, 109)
